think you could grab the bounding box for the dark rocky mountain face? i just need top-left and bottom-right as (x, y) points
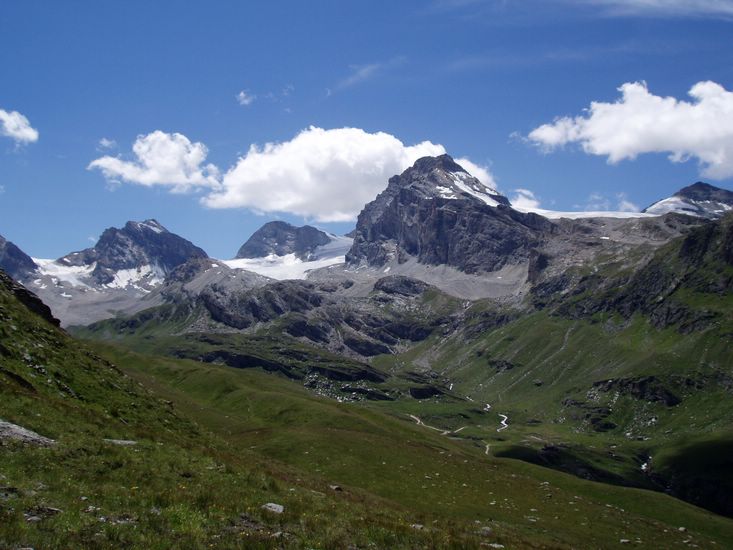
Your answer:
(643, 181), (733, 218)
(58, 220), (208, 285)
(236, 221), (332, 260)
(0, 235), (38, 281)
(677, 181), (733, 203)
(534, 213), (733, 332)
(346, 154), (554, 274)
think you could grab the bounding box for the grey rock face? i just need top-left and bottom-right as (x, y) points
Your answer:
(58, 220), (207, 285)
(236, 221), (331, 260)
(0, 235), (38, 281)
(346, 154), (554, 273)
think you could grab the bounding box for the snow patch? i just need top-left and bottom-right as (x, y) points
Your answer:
(448, 171), (500, 207)
(104, 264), (165, 291)
(511, 206), (654, 220)
(33, 258), (94, 288)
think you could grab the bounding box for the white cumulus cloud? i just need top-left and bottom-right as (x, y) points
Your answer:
(0, 108), (39, 144)
(87, 126), (497, 221)
(88, 130), (220, 193)
(203, 126), (451, 221)
(528, 80), (733, 179)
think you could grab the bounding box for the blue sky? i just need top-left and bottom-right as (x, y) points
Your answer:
(2, 0), (733, 258)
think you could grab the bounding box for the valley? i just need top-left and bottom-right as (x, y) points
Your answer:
(2, 155), (733, 548)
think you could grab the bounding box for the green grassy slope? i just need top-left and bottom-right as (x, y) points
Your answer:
(0, 272), (502, 549)
(89, 341), (733, 549)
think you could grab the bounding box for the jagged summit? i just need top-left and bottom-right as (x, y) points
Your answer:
(390, 154), (508, 207)
(346, 154), (550, 273)
(643, 181), (733, 219)
(236, 221), (332, 260)
(56, 219), (208, 285)
(125, 219), (167, 234)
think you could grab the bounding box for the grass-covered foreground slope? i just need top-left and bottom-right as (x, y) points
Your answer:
(4, 271), (733, 547)
(0, 270), (510, 549)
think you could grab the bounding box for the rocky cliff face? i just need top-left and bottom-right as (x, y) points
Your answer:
(0, 235), (38, 281)
(346, 154), (554, 274)
(236, 221), (332, 260)
(58, 220), (207, 285)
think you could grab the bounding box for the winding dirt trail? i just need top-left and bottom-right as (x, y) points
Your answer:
(497, 414), (509, 432)
(408, 415), (467, 437)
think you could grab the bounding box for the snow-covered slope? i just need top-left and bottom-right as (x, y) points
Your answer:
(511, 206), (654, 220)
(224, 235), (352, 280)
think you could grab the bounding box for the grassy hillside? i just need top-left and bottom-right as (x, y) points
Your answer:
(4, 269), (733, 547)
(0, 272), (495, 549)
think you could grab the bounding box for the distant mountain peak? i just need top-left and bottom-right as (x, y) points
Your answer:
(643, 181), (733, 219)
(236, 221), (333, 260)
(56, 219), (207, 286)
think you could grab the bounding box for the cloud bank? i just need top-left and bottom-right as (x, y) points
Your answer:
(528, 80), (733, 179)
(0, 108), (39, 144)
(581, 0), (733, 17)
(90, 127), (497, 221)
(204, 127), (448, 221)
(88, 130), (220, 192)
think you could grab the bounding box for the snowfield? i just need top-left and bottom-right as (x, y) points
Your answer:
(223, 235), (353, 280)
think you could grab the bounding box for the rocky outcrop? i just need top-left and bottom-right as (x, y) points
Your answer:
(59, 219), (207, 285)
(346, 154), (554, 273)
(236, 221), (332, 260)
(0, 270), (59, 327)
(0, 419), (55, 447)
(199, 280), (326, 330)
(373, 275), (429, 297)
(592, 376), (681, 407)
(0, 235), (37, 281)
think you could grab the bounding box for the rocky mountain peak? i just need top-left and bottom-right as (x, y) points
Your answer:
(346, 154), (551, 272)
(236, 221), (332, 260)
(643, 181), (733, 219)
(390, 154), (508, 206)
(58, 220), (208, 285)
(124, 219), (167, 234)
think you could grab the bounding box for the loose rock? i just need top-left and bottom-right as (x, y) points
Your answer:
(261, 503), (284, 514)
